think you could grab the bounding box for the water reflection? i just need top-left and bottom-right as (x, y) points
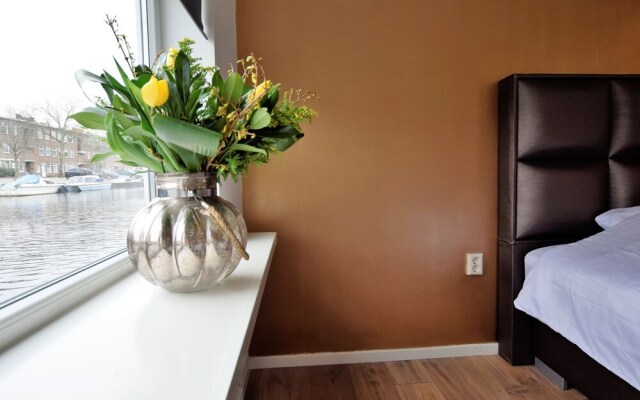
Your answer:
(0, 188), (146, 304)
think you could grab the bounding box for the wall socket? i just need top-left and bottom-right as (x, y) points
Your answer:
(465, 253), (483, 275)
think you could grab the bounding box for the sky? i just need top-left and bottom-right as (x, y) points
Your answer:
(0, 1), (138, 118)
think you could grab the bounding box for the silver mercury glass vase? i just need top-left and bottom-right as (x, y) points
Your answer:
(127, 172), (248, 292)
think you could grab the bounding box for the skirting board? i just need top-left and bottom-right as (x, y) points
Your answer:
(248, 342), (498, 370)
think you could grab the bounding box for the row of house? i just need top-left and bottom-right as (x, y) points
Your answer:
(0, 114), (120, 177)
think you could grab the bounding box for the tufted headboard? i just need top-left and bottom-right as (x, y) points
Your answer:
(498, 74), (640, 365)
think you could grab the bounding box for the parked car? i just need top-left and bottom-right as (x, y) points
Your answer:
(64, 167), (93, 179)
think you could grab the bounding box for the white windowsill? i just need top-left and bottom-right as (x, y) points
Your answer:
(0, 232), (277, 400)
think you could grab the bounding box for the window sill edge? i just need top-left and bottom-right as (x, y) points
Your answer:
(0, 252), (133, 351)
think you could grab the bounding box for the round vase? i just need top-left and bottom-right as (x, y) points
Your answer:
(127, 172), (248, 292)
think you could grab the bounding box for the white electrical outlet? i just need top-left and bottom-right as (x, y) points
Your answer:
(466, 253), (483, 275)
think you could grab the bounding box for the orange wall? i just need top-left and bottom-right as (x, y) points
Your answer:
(237, 0), (640, 356)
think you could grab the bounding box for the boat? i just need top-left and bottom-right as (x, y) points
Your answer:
(65, 175), (112, 191)
(0, 174), (62, 197)
(110, 176), (144, 189)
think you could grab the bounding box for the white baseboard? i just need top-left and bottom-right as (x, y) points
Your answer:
(248, 342), (498, 370)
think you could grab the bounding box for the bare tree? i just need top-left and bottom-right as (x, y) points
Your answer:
(6, 127), (34, 177)
(35, 100), (79, 177)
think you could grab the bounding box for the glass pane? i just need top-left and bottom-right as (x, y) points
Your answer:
(0, 1), (146, 306)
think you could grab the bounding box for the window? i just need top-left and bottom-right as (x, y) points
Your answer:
(1, 121), (7, 134)
(0, 0), (146, 309)
(2, 143), (9, 153)
(18, 163), (24, 172)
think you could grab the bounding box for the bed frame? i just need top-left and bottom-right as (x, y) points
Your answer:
(498, 74), (640, 399)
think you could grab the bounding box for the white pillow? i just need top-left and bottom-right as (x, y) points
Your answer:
(595, 206), (640, 229)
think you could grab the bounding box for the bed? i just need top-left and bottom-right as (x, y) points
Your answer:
(498, 74), (640, 400)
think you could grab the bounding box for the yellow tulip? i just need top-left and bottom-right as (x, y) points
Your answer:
(141, 76), (169, 107)
(166, 48), (179, 69)
(247, 80), (272, 103)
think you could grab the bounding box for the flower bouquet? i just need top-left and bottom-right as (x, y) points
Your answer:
(71, 38), (316, 181)
(70, 25), (316, 291)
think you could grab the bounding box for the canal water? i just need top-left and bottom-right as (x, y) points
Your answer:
(0, 188), (147, 305)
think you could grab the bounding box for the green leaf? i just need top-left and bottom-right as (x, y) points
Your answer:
(229, 143), (268, 156)
(165, 80), (184, 118)
(174, 51), (191, 105)
(102, 71), (130, 99)
(249, 107), (271, 130)
(110, 58), (152, 124)
(121, 125), (154, 143)
(134, 64), (153, 76)
(113, 112), (136, 131)
(75, 69), (110, 104)
(273, 133), (304, 151)
(186, 86), (207, 120)
(114, 58), (132, 86)
(105, 112), (163, 172)
(118, 160), (141, 167)
(273, 133), (304, 152)
(212, 70), (224, 90)
(254, 125), (301, 139)
(70, 108), (107, 130)
(262, 85), (280, 110)
(75, 69), (108, 86)
(221, 73), (243, 105)
(127, 80), (150, 115)
(131, 73), (152, 89)
(154, 140), (184, 173)
(153, 115), (222, 157)
(90, 151), (117, 163)
(112, 96), (137, 115)
(165, 142), (203, 171)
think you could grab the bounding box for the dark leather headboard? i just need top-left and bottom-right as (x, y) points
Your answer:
(498, 74), (640, 364)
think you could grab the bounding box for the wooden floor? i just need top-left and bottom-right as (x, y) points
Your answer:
(245, 355), (587, 400)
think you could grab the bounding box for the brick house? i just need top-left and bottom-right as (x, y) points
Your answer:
(0, 114), (119, 177)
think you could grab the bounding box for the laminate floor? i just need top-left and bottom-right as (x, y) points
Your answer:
(245, 355), (587, 400)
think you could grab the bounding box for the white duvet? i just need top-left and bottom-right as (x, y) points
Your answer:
(515, 214), (640, 390)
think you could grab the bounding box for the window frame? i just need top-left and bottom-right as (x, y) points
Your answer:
(0, 0), (155, 344)
(0, 0), (241, 352)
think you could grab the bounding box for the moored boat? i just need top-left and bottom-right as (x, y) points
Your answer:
(0, 174), (62, 197)
(65, 175), (112, 191)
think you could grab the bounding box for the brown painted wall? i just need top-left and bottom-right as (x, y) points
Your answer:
(237, 0), (640, 356)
